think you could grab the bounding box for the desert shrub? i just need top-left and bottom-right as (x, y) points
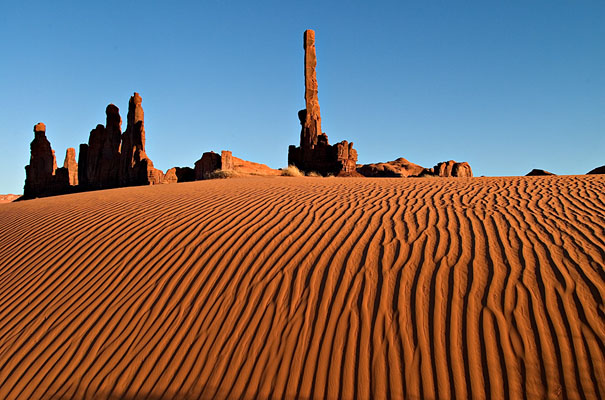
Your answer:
(281, 165), (304, 177)
(204, 169), (240, 179)
(306, 171), (322, 177)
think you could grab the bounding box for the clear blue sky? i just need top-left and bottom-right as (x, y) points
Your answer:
(1, 1), (603, 194)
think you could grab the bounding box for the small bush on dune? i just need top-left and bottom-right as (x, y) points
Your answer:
(281, 165), (304, 177)
(205, 169), (240, 179)
(306, 171), (322, 177)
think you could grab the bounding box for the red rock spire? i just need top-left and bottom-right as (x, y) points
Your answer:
(301, 29), (322, 150)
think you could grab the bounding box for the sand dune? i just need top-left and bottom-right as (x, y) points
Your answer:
(0, 176), (604, 399)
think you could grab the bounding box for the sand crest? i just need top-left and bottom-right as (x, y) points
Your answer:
(0, 176), (604, 399)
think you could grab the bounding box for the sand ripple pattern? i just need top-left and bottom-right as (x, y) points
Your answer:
(0, 176), (604, 399)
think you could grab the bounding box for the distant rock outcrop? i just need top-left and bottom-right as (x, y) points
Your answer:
(193, 150), (279, 180)
(230, 155), (280, 176)
(194, 151), (236, 180)
(526, 169), (555, 176)
(587, 165), (605, 175)
(175, 167), (196, 182)
(162, 168), (179, 184)
(431, 160), (473, 177)
(358, 158), (472, 178)
(0, 194), (19, 203)
(195, 152), (222, 180)
(288, 30), (358, 176)
(357, 158), (425, 177)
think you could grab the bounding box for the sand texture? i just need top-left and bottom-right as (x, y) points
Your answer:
(0, 176), (604, 399)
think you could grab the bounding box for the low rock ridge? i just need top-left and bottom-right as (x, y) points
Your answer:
(0, 194), (20, 203)
(357, 158), (473, 178)
(526, 169), (556, 176)
(194, 150), (279, 179)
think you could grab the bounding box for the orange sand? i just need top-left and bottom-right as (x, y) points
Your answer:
(0, 176), (604, 399)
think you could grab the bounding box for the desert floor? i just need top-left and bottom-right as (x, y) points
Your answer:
(0, 176), (604, 399)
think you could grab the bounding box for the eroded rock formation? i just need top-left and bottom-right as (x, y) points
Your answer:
(357, 158), (425, 177)
(431, 160), (473, 177)
(194, 151), (234, 180)
(301, 30), (322, 150)
(174, 167), (195, 182)
(162, 168), (179, 184)
(358, 158), (472, 178)
(84, 104), (122, 189)
(25, 93), (165, 199)
(24, 123), (76, 198)
(24, 123), (57, 197)
(192, 150), (279, 179)
(587, 165), (605, 174)
(119, 93), (163, 186)
(63, 148), (78, 186)
(288, 30), (358, 176)
(230, 155), (280, 176)
(526, 169), (555, 176)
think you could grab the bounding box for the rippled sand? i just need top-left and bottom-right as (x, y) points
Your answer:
(0, 176), (603, 399)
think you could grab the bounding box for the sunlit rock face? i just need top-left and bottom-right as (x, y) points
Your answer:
(288, 29), (358, 176)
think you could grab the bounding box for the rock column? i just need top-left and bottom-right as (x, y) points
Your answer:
(119, 92), (163, 186)
(63, 148), (78, 186)
(85, 104), (122, 189)
(301, 29), (322, 150)
(24, 123), (57, 197)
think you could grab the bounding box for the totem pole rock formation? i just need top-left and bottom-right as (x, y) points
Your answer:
(82, 104), (122, 189)
(24, 92), (168, 199)
(24, 123), (77, 198)
(24, 123), (57, 197)
(301, 30), (322, 151)
(119, 93), (163, 186)
(288, 30), (358, 175)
